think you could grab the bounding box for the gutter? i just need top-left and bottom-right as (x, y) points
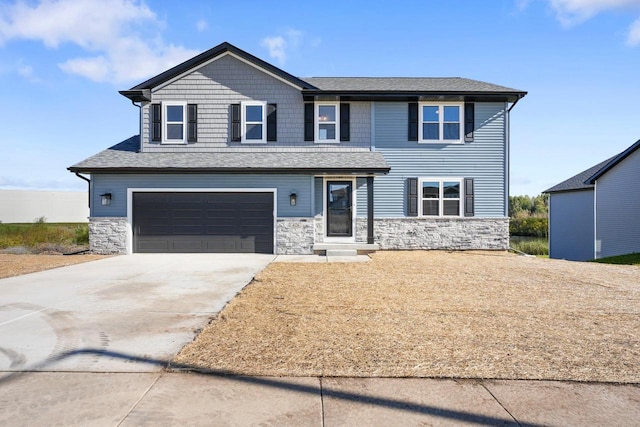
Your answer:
(74, 172), (91, 208)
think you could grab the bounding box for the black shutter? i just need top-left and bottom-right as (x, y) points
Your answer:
(187, 104), (197, 143)
(267, 103), (277, 141)
(408, 103), (418, 141)
(340, 102), (350, 141)
(231, 104), (241, 142)
(151, 103), (161, 142)
(407, 177), (419, 216)
(464, 178), (475, 217)
(464, 102), (474, 142)
(304, 103), (314, 141)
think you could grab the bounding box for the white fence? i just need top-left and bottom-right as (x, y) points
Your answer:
(0, 190), (89, 223)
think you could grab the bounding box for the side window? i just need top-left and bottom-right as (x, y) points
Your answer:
(420, 179), (462, 217)
(419, 104), (462, 143)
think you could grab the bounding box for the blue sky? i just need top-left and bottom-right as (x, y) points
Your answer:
(1, 0), (639, 196)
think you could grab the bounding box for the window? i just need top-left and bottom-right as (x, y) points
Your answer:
(420, 178), (462, 216)
(241, 101), (266, 143)
(163, 102), (187, 143)
(419, 103), (463, 143)
(316, 103), (339, 143)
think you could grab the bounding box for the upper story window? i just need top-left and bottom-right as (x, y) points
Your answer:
(231, 102), (276, 143)
(165, 103), (186, 143)
(316, 103), (339, 143)
(242, 101), (266, 143)
(421, 178), (462, 216)
(151, 102), (197, 144)
(419, 103), (463, 143)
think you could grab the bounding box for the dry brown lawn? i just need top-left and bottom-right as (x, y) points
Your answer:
(0, 254), (111, 279)
(175, 251), (640, 382)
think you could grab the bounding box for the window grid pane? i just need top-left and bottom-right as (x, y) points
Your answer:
(319, 124), (336, 140)
(443, 200), (460, 216)
(246, 105), (263, 122)
(167, 124), (183, 140)
(423, 200), (439, 216)
(245, 124), (263, 140)
(166, 105), (183, 122)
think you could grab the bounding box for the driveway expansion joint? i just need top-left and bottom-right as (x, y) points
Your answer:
(481, 382), (522, 426)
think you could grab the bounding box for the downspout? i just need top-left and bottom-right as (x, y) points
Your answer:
(130, 100), (143, 151)
(75, 172), (91, 208)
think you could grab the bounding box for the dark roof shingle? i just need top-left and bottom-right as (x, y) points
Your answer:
(68, 136), (390, 174)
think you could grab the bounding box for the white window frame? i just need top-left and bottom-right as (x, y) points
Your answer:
(315, 102), (340, 143)
(418, 102), (464, 144)
(162, 102), (187, 144)
(419, 177), (463, 217)
(241, 101), (267, 144)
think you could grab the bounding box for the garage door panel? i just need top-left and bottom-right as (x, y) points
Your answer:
(133, 192), (273, 254)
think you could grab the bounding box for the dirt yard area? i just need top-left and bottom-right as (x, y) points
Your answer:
(175, 251), (640, 383)
(0, 254), (111, 279)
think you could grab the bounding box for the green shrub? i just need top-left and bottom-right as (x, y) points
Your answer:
(510, 217), (548, 237)
(74, 225), (89, 245)
(510, 238), (548, 256)
(0, 223), (89, 249)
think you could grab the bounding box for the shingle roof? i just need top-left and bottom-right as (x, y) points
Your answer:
(301, 77), (525, 94)
(585, 138), (640, 184)
(544, 138), (640, 193)
(68, 136), (390, 174)
(543, 157), (615, 193)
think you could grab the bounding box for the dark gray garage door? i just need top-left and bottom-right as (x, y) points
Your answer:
(133, 192), (274, 253)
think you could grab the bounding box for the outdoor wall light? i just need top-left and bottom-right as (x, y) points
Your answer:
(101, 192), (112, 206)
(289, 191), (297, 206)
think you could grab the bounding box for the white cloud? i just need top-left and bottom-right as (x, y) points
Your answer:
(628, 16), (640, 44)
(196, 19), (208, 32)
(0, 0), (199, 84)
(549, 0), (640, 25)
(260, 28), (319, 65)
(261, 36), (287, 65)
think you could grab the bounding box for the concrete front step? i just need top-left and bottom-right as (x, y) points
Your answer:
(325, 249), (358, 257)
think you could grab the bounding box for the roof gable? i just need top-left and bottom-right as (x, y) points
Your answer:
(545, 138), (640, 193)
(120, 42), (315, 101)
(585, 138), (640, 184)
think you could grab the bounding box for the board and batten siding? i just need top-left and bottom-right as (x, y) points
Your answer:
(549, 190), (594, 261)
(594, 147), (640, 258)
(373, 102), (507, 218)
(143, 54), (370, 151)
(91, 174), (313, 218)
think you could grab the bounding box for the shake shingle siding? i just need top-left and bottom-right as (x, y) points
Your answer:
(142, 55), (370, 151)
(373, 102), (506, 218)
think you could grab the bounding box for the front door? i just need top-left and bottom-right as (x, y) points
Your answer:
(326, 181), (353, 237)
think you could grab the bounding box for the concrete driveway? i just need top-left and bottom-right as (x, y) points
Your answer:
(0, 254), (275, 372)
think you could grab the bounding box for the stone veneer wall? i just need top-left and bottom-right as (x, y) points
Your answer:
(374, 218), (509, 250)
(89, 217), (128, 254)
(276, 218), (314, 254)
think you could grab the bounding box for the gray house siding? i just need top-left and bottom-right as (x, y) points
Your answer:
(91, 173), (314, 218)
(373, 102), (507, 218)
(142, 54), (370, 151)
(549, 190), (594, 261)
(595, 148), (640, 258)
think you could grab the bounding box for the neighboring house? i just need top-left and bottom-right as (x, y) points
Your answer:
(0, 190), (89, 223)
(545, 139), (640, 260)
(68, 42), (526, 255)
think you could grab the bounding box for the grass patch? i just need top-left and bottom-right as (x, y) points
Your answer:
(591, 253), (640, 265)
(510, 237), (548, 256)
(0, 221), (89, 249)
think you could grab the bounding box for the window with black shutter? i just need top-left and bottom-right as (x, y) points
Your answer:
(304, 103), (314, 141)
(407, 177), (418, 216)
(187, 104), (197, 143)
(151, 103), (161, 142)
(340, 103), (350, 141)
(464, 103), (474, 142)
(267, 103), (277, 141)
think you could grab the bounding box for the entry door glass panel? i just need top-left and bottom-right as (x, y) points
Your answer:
(326, 181), (353, 237)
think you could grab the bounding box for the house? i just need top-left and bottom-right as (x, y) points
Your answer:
(68, 42), (526, 255)
(545, 138), (640, 260)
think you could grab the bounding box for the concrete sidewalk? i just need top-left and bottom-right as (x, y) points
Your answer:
(1, 369), (638, 426)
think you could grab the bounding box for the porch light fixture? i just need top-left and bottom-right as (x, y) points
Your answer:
(289, 191), (297, 206)
(100, 192), (112, 206)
